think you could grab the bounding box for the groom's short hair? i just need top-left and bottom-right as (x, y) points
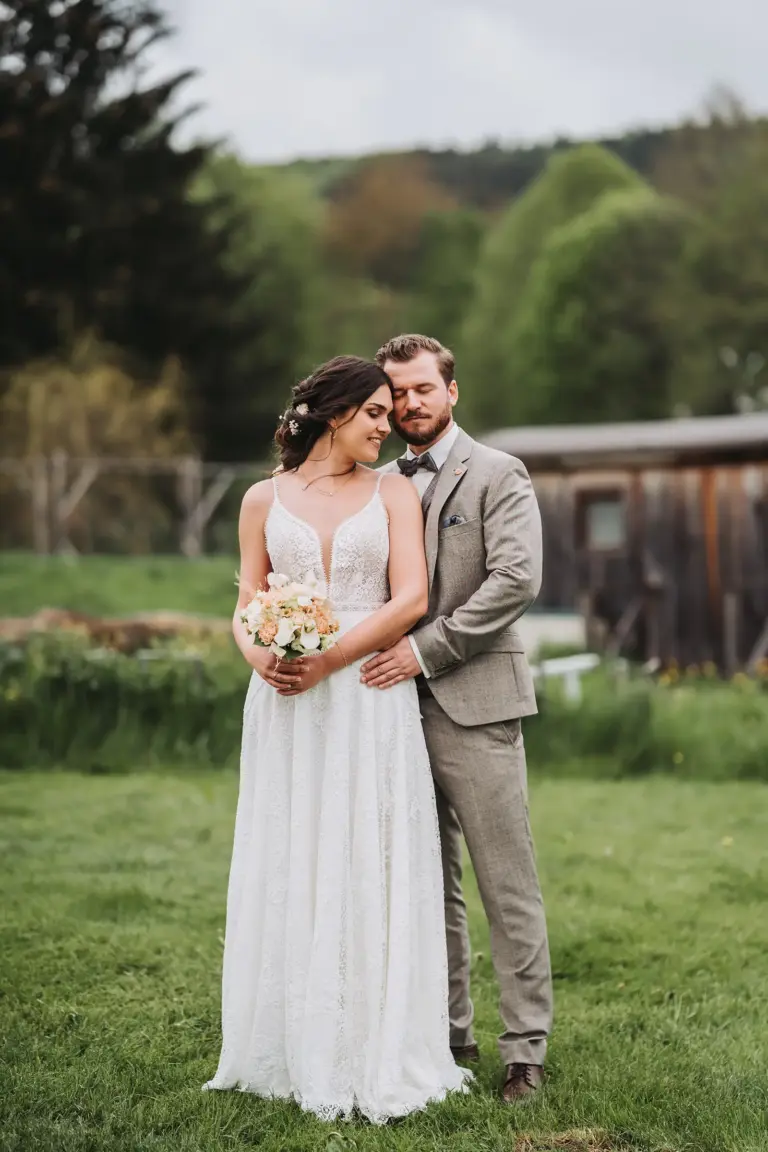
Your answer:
(375, 334), (455, 386)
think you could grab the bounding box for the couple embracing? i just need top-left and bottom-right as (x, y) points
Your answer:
(203, 334), (553, 1122)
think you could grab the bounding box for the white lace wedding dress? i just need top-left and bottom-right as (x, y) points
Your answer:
(203, 477), (469, 1123)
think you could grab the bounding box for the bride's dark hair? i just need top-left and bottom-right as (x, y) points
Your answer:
(275, 355), (392, 472)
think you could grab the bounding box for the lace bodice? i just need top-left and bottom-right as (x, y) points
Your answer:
(265, 478), (390, 611)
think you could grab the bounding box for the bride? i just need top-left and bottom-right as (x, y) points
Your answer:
(203, 355), (470, 1122)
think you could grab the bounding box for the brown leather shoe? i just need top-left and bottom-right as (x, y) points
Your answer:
(450, 1042), (480, 1064)
(501, 1063), (544, 1102)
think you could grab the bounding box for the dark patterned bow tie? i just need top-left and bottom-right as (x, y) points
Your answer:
(396, 452), (439, 478)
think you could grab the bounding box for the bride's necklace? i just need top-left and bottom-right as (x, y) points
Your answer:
(298, 463), (357, 497)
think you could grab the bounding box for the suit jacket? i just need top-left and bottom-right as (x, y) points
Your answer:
(380, 428), (542, 727)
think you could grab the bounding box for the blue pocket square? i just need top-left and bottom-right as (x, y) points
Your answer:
(441, 514), (466, 528)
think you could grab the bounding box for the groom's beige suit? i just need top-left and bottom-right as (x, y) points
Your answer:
(380, 425), (553, 1066)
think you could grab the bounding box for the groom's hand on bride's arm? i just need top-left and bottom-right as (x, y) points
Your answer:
(360, 638), (421, 689)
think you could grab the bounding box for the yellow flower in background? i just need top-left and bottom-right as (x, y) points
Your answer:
(720, 836), (734, 848)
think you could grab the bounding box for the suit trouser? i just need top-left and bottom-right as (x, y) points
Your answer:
(418, 690), (553, 1067)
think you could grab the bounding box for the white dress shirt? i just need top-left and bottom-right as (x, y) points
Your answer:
(403, 423), (461, 678)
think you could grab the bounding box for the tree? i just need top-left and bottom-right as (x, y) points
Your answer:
(459, 145), (642, 430)
(325, 155), (457, 289)
(651, 87), (760, 211)
(668, 135), (768, 415)
(191, 155), (326, 460)
(0, 332), (191, 550)
(0, 0), (243, 438)
(402, 209), (487, 355)
(312, 275), (403, 366)
(507, 188), (695, 425)
(0, 332), (189, 458)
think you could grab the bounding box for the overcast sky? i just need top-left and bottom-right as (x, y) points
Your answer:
(157, 0), (768, 162)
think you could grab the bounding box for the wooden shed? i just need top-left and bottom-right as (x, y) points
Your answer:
(482, 413), (768, 671)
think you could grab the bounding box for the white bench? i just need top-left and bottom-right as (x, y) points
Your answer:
(531, 652), (601, 702)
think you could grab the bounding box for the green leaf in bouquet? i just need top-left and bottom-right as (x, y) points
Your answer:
(279, 647), (306, 661)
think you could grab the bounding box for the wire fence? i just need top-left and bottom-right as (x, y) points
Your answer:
(0, 452), (273, 556)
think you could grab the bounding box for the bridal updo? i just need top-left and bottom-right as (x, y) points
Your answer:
(274, 356), (392, 472)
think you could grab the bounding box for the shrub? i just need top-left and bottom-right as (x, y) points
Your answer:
(525, 667), (768, 782)
(0, 634), (246, 772)
(3, 638), (768, 781)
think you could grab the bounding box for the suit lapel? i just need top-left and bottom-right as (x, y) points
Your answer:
(424, 430), (473, 586)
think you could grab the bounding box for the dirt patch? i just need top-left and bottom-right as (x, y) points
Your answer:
(515, 1131), (630, 1152)
(0, 606), (230, 651)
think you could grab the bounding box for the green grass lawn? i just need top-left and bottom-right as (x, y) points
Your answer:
(2, 773), (767, 1152)
(0, 553), (236, 618)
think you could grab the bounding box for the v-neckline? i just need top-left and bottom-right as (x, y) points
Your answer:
(271, 479), (382, 589)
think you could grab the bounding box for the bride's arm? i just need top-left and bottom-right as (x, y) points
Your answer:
(285, 475), (427, 694)
(233, 481), (307, 689)
(331, 474), (428, 664)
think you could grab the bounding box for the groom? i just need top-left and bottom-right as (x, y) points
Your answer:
(361, 334), (553, 1102)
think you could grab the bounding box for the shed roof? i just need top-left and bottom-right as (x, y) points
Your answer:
(481, 412), (768, 468)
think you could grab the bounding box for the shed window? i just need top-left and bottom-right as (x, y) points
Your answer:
(578, 493), (626, 551)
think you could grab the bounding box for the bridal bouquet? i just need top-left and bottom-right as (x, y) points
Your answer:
(240, 573), (340, 661)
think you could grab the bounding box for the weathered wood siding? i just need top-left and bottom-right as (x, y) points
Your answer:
(528, 463), (768, 668)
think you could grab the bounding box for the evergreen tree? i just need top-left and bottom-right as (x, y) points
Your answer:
(0, 0), (243, 449)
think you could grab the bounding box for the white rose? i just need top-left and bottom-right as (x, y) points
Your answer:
(297, 595), (312, 608)
(300, 626), (320, 651)
(267, 572), (289, 588)
(243, 603), (262, 629)
(275, 617), (296, 648)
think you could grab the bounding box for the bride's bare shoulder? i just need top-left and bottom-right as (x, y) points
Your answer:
(240, 478), (275, 520)
(378, 472), (422, 513)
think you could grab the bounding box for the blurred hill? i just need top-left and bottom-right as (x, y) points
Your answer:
(280, 126), (685, 209)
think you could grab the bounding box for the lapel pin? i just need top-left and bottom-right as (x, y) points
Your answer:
(454, 466), (465, 476)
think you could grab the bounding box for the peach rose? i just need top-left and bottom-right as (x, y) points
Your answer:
(258, 620), (278, 645)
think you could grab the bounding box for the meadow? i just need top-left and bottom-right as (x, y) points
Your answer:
(2, 552), (768, 1151)
(0, 553), (237, 619)
(2, 770), (767, 1152)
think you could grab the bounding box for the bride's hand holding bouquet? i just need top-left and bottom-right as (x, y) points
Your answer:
(241, 573), (344, 695)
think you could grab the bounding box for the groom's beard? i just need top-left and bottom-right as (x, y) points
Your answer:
(394, 403), (453, 448)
